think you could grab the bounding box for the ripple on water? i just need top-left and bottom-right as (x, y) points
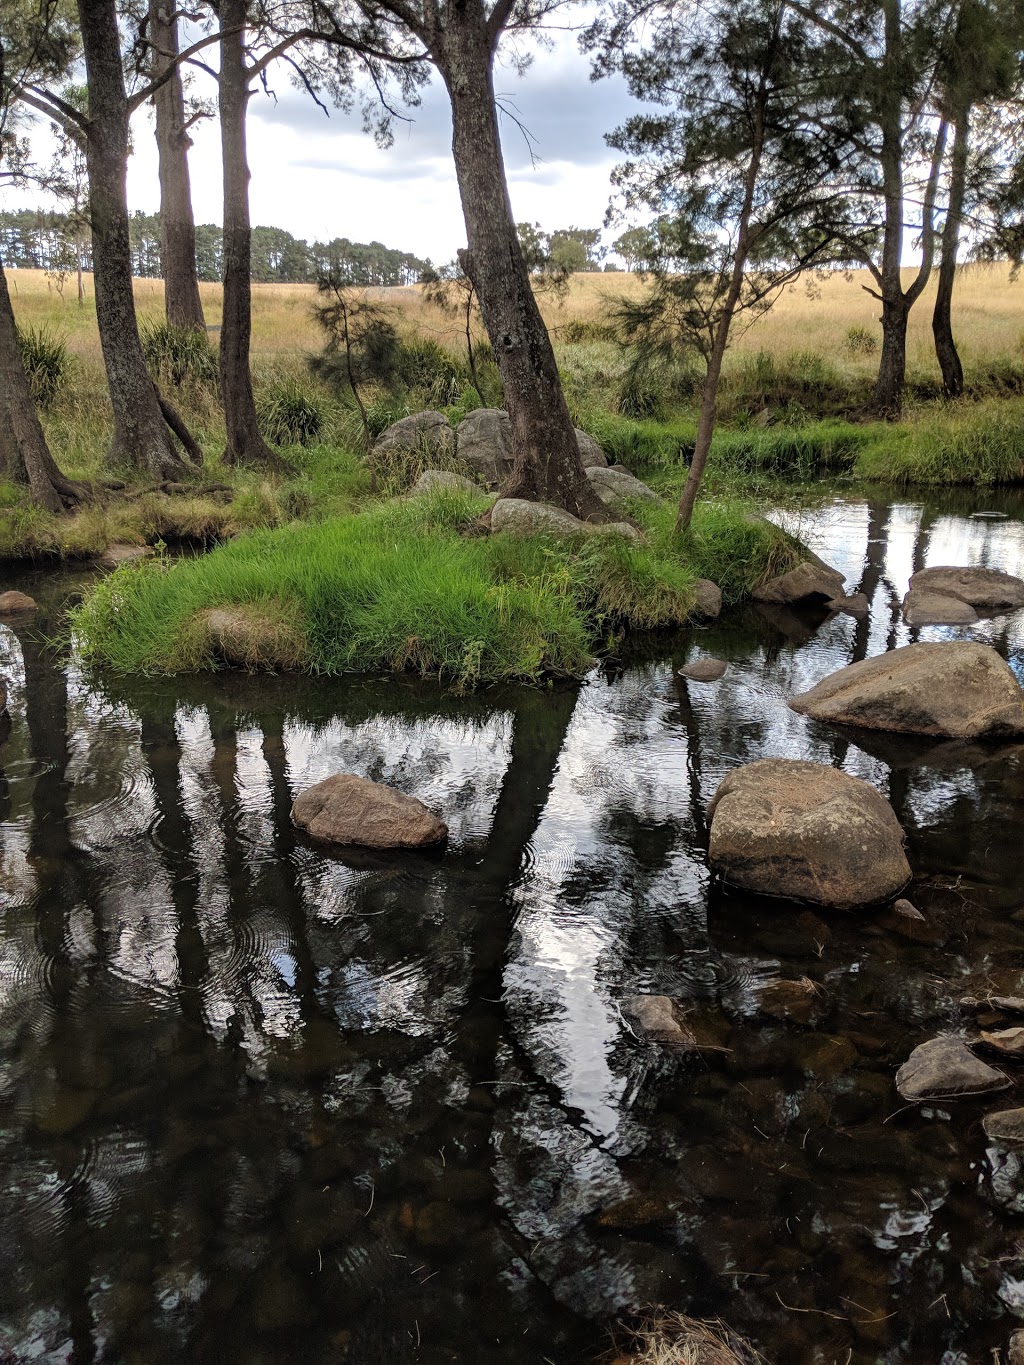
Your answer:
(0, 939), (58, 1037)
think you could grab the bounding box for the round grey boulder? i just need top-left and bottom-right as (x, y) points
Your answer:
(574, 428), (609, 468)
(586, 465), (659, 507)
(902, 589), (979, 627)
(789, 641), (1024, 739)
(455, 408), (513, 487)
(0, 590), (37, 615)
(679, 657), (728, 682)
(896, 1036), (1010, 1102)
(490, 498), (588, 536)
(410, 469), (480, 496)
(910, 565), (1024, 612)
(752, 558), (846, 605)
(292, 773), (448, 849)
(373, 410), (455, 461)
(707, 758), (911, 908)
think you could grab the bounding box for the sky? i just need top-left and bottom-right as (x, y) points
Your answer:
(13, 28), (645, 266)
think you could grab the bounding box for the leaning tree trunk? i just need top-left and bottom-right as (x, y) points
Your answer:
(438, 17), (604, 520)
(150, 0), (206, 331)
(77, 0), (189, 479)
(933, 108), (968, 398)
(218, 0), (282, 470)
(0, 253), (86, 511)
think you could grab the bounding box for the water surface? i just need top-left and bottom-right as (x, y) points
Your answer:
(3, 488), (1024, 1364)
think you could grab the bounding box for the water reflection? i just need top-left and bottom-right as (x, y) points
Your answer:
(2, 491), (1024, 1362)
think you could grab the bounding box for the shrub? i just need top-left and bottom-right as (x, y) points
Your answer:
(256, 378), (330, 446)
(557, 316), (619, 344)
(141, 321), (219, 387)
(393, 336), (467, 406)
(16, 325), (71, 407)
(844, 325), (878, 356)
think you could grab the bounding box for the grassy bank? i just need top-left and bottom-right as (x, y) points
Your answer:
(71, 487), (799, 687)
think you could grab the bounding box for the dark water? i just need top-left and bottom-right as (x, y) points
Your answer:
(4, 488), (1024, 1365)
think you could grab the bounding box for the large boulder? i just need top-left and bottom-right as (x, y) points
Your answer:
(292, 773), (448, 849)
(902, 590), (979, 627)
(896, 1036), (1010, 1102)
(373, 411), (455, 462)
(455, 410), (608, 487)
(0, 590), (37, 615)
(455, 408), (513, 486)
(752, 557), (846, 605)
(410, 469), (480, 496)
(910, 565), (1024, 613)
(490, 498), (641, 542)
(693, 579), (722, 618)
(789, 641), (1024, 739)
(586, 465), (659, 507)
(707, 758), (911, 909)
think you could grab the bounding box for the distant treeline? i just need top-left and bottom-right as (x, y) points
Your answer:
(0, 210), (431, 287)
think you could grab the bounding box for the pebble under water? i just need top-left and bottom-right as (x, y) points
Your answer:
(4, 488), (1024, 1364)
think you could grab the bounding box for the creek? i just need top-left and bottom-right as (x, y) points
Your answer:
(3, 487), (1024, 1364)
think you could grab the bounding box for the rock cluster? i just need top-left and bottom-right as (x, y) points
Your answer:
(902, 565), (1024, 626)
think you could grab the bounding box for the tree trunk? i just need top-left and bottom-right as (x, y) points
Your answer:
(149, 0), (206, 331)
(438, 17), (604, 520)
(873, 292), (909, 416)
(933, 109), (968, 398)
(0, 252), (86, 511)
(77, 0), (190, 480)
(218, 0), (283, 470)
(869, 0), (909, 419)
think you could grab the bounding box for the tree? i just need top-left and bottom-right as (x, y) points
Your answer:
(0, 0), (87, 510)
(342, 0), (606, 519)
(612, 224), (653, 270)
(145, 0), (207, 330)
(549, 224), (606, 271)
(45, 84), (89, 305)
(591, 0), (855, 528)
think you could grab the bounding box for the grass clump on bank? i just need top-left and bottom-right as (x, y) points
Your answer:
(71, 488), (800, 687)
(853, 397), (1024, 485)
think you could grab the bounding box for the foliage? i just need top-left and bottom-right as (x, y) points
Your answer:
(70, 488), (803, 686)
(15, 324), (71, 406)
(141, 321), (219, 386)
(255, 377), (331, 446)
(844, 324), (879, 356)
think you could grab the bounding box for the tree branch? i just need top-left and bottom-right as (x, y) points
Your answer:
(127, 28), (237, 112)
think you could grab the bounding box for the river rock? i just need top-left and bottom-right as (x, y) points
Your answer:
(623, 995), (695, 1048)
(455, 410), (607, 487)
(893, 897), (925, 921)
(374, 410), (455, 461)
(455, 408), (513, 485)
(789, 641), (1024, 739)
(985, 1110), (1024, 1144)
(752, 558), (846, 605)
(410, 469), (479, 496)
(980, 1028), (1024, 1057)
(896, 1036), (1010, 1101)
(693, 579), (722, 618)
(828, 593), (869, 616)
(756, 977), (821, 1026)
(0, 590), (37, 614)
(910, 565), (1024, 612)
(98, 543), (154, 570)
(902, 589), (979, 627)
(679, 657), (728, 683)
(490, 498), (604, 538)
(198, 606), (304, 670)
(585, 465), (659, 506)
(707, 758), (911, 909)
(292, 773), (448, 849)
(1010, 1330), (1024, 1365)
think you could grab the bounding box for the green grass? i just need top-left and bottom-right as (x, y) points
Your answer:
(70, 487), (802, 687)
(853, 398), (1024, 485)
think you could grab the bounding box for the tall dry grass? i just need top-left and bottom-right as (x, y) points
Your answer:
(8, 262), (1023, 382)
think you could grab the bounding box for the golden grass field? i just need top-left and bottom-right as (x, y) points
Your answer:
(7, 262), (1023, 380)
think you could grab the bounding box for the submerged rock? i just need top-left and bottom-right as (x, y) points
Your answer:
(292, 773), (448, 850)
(902, 589), (979, 627)
(980, 1028), (1024, 1058)
(896, 1036), (1010, 1102)
(827, 592), (869, 616)
(679, 657), (728, 683)
(789, 641), (1024, 739)
(374, 410), (455, 461)
(622, 995), (695, 1048)
(752, 557), (845, 605)
(410, 469), (479, 496)
(98, 543), (154, 570)
(0, 590), (37, 614)
(707, 758), (910, 909)
(910, 565), (1024, 612)
(985, 1110), (1024, 1144)
(755, 977), (821, 1026)
(893, 897), (925, 921)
